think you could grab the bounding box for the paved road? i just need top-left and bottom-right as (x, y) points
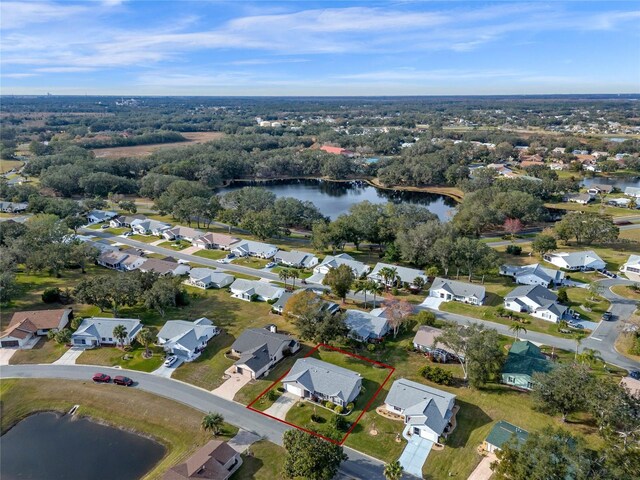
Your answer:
(84, 229), (640, 370)
(0, 364), (395, 480)
(485, 223), (640, 247)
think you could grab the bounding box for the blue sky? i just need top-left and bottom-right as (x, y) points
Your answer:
(1, 1), (639, 95)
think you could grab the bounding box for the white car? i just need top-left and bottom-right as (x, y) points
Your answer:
(163, 355), (178, 367)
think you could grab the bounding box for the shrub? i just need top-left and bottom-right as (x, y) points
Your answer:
(331, 414), (348, 431)
(391, 287), (399, 296)
(496, 306), (507, 318)
(266, 389), (278, 401)
(346, 402), (354, 412)
(42, 287), (61, 303)
(557, 287), (569, 303)
(70, 317), (83, 330)
(325, 401), (334, 409)
(175, 289), (190, 306)
(419, 365), (454, 385)
(413, 310), (436, 326)
(267, 298), (278, 305)
(334, 405), (343, 414)
(505, 244), (522, 255)
(367, 343), (376, 352)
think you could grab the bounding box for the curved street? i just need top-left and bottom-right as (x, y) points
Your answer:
(0, 363), (393, 480)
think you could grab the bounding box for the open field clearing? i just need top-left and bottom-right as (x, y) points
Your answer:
(91, 131), (225, 158)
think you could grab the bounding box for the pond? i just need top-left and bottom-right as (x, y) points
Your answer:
(581, 175), (640, 191)
(0, 412), (165, 480)
(217, 179), (458, 221)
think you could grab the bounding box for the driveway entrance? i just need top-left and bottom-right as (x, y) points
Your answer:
(53, 346), (85, 365)
(263, 392), (298, 420)
(398, 427), (434, 478)
(211, 370), (252, 401)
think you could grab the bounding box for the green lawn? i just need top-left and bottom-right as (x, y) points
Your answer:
(159, 240), (189, 251)
(233, 257), (270, 269)
(129, 234), (162, 243)
(611, 284), (640, 300)
(0, 379), (238, 480)
(565, 287), (609, 323)
(193, 249), (227, 260)
(9, 338), (69, 365)
(77, 345), (164, 372)
(230, 441), (285, 480)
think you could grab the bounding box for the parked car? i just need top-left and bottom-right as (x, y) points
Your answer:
(113, 376), (133, 386)
(265, 262), (276, 268)
(629, 371), (640, 380)
(123, 231), (133, 237)
(92, 373), (111, 383)
(100, 224), (109, 229)
(164, 355), (178, 367)
(567, 321), (584, 329)
(601, 311), (613, 321)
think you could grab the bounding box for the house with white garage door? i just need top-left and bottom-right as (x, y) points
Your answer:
(429, 278), (486, 305)
(282, 357), (362, 407)
(543, 251), (606, 271)
(186, 268), (234, 289)
(230, 279), (284, 302)
(157, 317), (218, 362)
(71, 317), (142, 347)
(0, 308), (72, 348)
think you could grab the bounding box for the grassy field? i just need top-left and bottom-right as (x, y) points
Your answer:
(91, 131), (225, 158)
(611, 284), (640, 300)
(0, 159), (24, 173)
(230, 440), (285, 480)
(620, 228), (640, 242)
(544, 201), (635, 217)
(193, 249), (227, 260)
(159, 240), (189, 250)
(77, 345), (165, 372)
(233, 257), (271, 269)
(0, 378), (238, 480)
(129, 234), (162, 243)
(9, 338), (69, 364)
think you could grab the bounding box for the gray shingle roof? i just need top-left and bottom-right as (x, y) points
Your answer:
(231, 328), (297, 373)
(315, 254), (369, 277)
(384, 378), (456, 436)
(344, 309), (389, 340)
(283, 357), (361, 403)
(189, 268), (234, 285)
(505, 285), (558, 305)
(430, 277), (486, 300)
(230, 279), (283, 299)
(274, 250), (317, 267)
(73, 317), (142, 340)
(368, 262), (427, 284)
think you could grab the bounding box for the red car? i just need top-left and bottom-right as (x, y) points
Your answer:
(113, 376), (133, 386)
(92, 373), (111, 383)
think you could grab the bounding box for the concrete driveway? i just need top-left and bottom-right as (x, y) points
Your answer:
(151, 358), (184, 378)
(0, 348), (18, 365)
(53, 347), (85, 365)
(181, 245), (202, 255)
(468, 453), (497, 480)
(263, 392), (298, 420)
(228, 430), (261, 454)
(398, 433), (433, 478)
(420, 296), (444, 310)
(211, 371), (252, 400)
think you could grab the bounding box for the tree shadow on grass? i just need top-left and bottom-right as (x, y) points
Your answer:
(445, 399), (492, 449)
(230, 455), (264, 480)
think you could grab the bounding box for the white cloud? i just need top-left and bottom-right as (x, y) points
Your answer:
(2, 72), (39, 78)
(0, 1), (87, 29)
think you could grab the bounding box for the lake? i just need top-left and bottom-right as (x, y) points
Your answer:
(0, 412), (165, 480)
(581, 175), (640, 191)
(217, 179), (458, 221)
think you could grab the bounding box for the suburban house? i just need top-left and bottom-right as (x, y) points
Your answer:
(186, 268), (234, 289)
(586, 184), (613, 195)
(163, 439), (242, 480)
(109, 214), (146, 228)
(229, 279), (284, 302)
(501, 340), (553, 390)
(0, 201), (28, 213)
(504, 285), (571, 323)
(86, 209), (118, 224)
(309, 253), (370, 284)
(282, 357), (362, 407)
(429, 278), (486, 305)
(384, 378), (457, 444)
(0, 309), (72, 348)
(71, 317), (142, 347)
(320, 145), (355, 157)
(157, 318), (218, 362)
(230, 327), (300, 379)
(499, 263), (565, 288)
(97, 251), (146, 271)
(543, 251), (606, 271)
(273, 250), (319, 269)
(565, 193), (594, 204)
(139, 258), (191, 276)
(368, 262), (428, 288)
(193, 232), (239, 250)
(230, 240), (278, 259)
(130, 218), (172, 236)
(624, 186), (640, 198)
(483, 421), (529, 453)
(412, 325), (459, 362)
(163, 226), (204, 243)
(344, 309), (390, 343)
(620, 254), (640, 282)
(120, 254), (147, 271)
(272, 289), (339, 316)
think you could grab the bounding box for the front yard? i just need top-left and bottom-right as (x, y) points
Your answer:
(159, 240), (190, 251)
(193, 249), (227, 260)
(9, 338), (68, 365)
(77, 345), (165, 372)
(233, 257), (271, 269)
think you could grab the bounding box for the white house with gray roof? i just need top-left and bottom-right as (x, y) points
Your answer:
(230, 240), (278, 259)
(0, 201), (28, 213)
(86, 209), (118, 224)
(504, 285), (571, 323)
(499, 263), (565, 288)
(308, 253), (370, 284)
(157, 317), (218, 361)
(624, 186), (640, 198)
(130, 218), (171, 236)
(71, 317), (142, 347)
(230, 279), (284, 302)
(110, 214), (145, 229)
(282, 357), (362, 407)
(368, 262), (428, 287)
(163, 225), (203, 243)
(344, 309), (390, 343)
(231, 327), (299, 379)
(274, 250), (319, 269)
(621, 255), (640, 282)
(186, 268), (234, 289)
(543, 251), (606, 271)
(384, 378), (456, 443)
(429, 278), (486, 305)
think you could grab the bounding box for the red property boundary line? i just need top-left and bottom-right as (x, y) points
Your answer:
(246, 343), (395, 445)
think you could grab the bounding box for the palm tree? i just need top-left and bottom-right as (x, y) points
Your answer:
(201, 412), (224, 436)
(289, 269), (300, 289)
(353, 279), (369, 308)
(578, 348), (603, 368)
(279, 269), (291, 289)
(384, 460), (404, 480)
(368, 280), (384, 308)
(112, 324), (128, 348)
(378, 267), (398, 292)
(509, 322), (527, 341)
(136, 327), (156, 357)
